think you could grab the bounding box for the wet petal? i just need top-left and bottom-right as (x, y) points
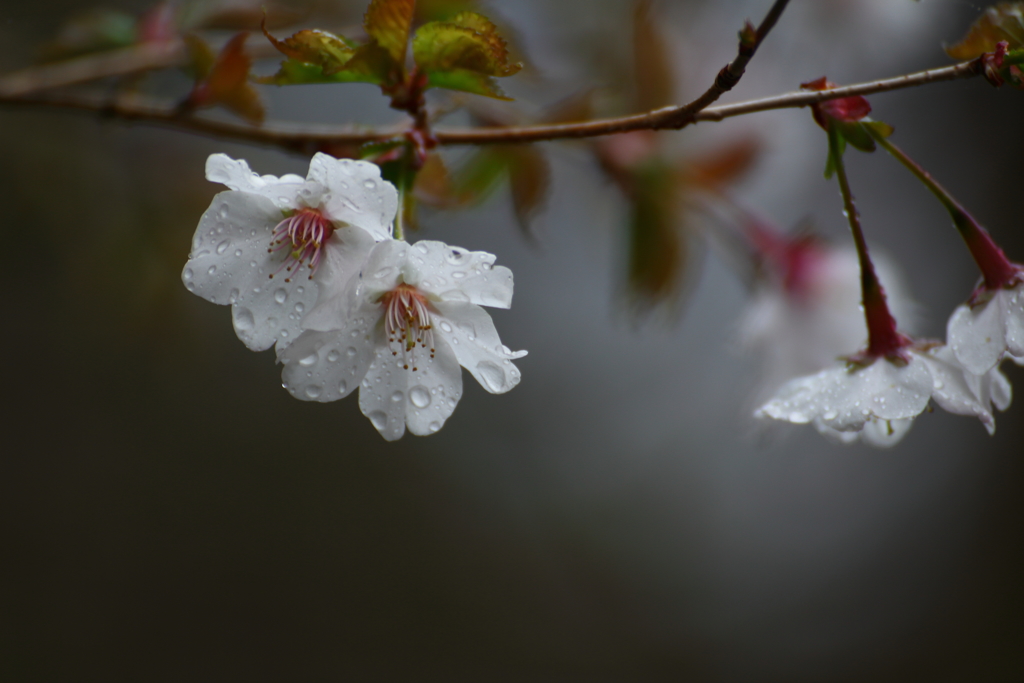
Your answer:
(301, 229), (377, 332)
(755, 357), (931, 433)
(183, 191), (318, 352)
(279, 321), (376, 403)
(433, 301), (525, 394)
(948, 299), (1006, 375)
(358, 328), (408, 441)
(1002, 285), (1024, 357)
(403, 337), (463, 437)
(859, 418), (914, 447)
(205, 153), (304, 210)
(308, 153), (397, 242)
(402, 241), (515, 309)
(918, 346), (995, 433)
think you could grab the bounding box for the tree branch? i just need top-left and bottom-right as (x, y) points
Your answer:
(0, 59), (985, 150)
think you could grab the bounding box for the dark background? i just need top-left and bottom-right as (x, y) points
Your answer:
(2, 1), (1023, 680)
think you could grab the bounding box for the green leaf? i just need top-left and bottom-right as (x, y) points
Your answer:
(625, 162), (688, 312)
(364, 0), (416, 66)
(836, 120), (876, 153)
(947, 2), (1024, 59)
(258, 58), (387, 86)
(413, 13), (521, 98)
(413, 15), (521, 75)
(262, 25), (358, 75)
(422, 68), (510, 99)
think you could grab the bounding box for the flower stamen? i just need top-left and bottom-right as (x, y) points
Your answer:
(267, 208), (335, 282)
(382, 284), (437, 372)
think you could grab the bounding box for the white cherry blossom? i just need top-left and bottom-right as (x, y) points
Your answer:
(182, 153), (397, 352)
(738, 241), (915, 403)
(754, 344), (1011, 447)
(947, 280), (1024, 375)
(279, 240), (526, 441)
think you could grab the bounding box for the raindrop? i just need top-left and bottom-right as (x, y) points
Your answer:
(374, 266), (396, 279)
(452, 271), (466, 279)
(391, 391), (404, 403)
(368, 411), (388, 431)
(346, 347), (357, 358)
(274, 289), (288, 304)
(363, 179), (377, 189)
(294, 302), (305, 314)
(183, 268), (193, 280)
(305, 385), (323, 399)
(207, 265), (217, 275)
(229, 288), (240, 303)
(296, 286), (305, 295)
(234, 249), (243, 257)
(429, 421), (441, 433)
(339, 380), (348, 394)
(439, 321), (453, 333)
(823, 409), (838, 420)
(327, 350), (340, 362)
(233, 307), (255, 331)
(299, 353), (317, 367)
(409, 386), (431, 408)
(216, 240), (230, 255)
(476, 361), (505, 392)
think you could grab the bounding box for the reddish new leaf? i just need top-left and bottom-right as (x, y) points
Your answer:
(946, 2), (1024, 59)
(800, 77), (871, 130)
(633, 0), (674, 112)
(184, 32), (264, 124)
(365, 0), (416, 66)
(680, 137), (761, 192)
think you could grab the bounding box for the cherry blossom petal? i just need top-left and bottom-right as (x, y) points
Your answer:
(356, 335), (464, 441)
(300, 229), (376, 332)
(279, 319), (377, 403)
(183, 191), (319, 351)
(756, 358), (932, 433)
(948, 299), (1007, 375)
(859, 418), (914, 447)
(919, 346), (998, 434)
(307, 153), (397, 241)
(205, 153), (304, 209)
(405, 241), (515, 309)
(433, 301), (526, 394)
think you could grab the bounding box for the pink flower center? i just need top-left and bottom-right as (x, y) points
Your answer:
(382, 284), (436, 372)
(268, 208), (335, 282)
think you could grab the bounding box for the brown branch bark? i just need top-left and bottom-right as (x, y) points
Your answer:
(0, 60), (984, 150)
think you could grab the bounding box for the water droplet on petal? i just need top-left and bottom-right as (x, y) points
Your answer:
(391, 391), (404, 403)
(298, 353), (317, 367)
(368, 411), (388, 431)
(476, 361), (506, 392)
(327, 350), (340, 362)
(305, 385), (322, 399)
(233, 307), (255, 331)
(294, 302), (305, 314)
(410, 386), (431, 408)
(338, 380), (348, 393)
(363, 179), (377, 189)
(346, 347), (357, 358)
(274, 289), (288, 304)
(216, 240), (230, 255)
(439, 321), (453, 333)
(229, 288), (240, 303)
(183, 268), (193, 281)
(428, 421), (441, 433)
(207, 265), (217, 275)
(234, 249), (243, 257)
(452, 271), (466, 279)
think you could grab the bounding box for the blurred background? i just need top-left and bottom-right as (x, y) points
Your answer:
(2, 0), (1024, 680)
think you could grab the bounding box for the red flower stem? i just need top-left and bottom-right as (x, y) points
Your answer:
(827, 124), (904, 358)
(869, 130), (1018, 289)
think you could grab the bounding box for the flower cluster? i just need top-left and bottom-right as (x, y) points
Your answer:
(749, 88), (1017, 448)
(183, 153), (525, 440)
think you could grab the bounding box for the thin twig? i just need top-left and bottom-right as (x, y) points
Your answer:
(658, 0), (791, 129)
(0, 59), (983, 150)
